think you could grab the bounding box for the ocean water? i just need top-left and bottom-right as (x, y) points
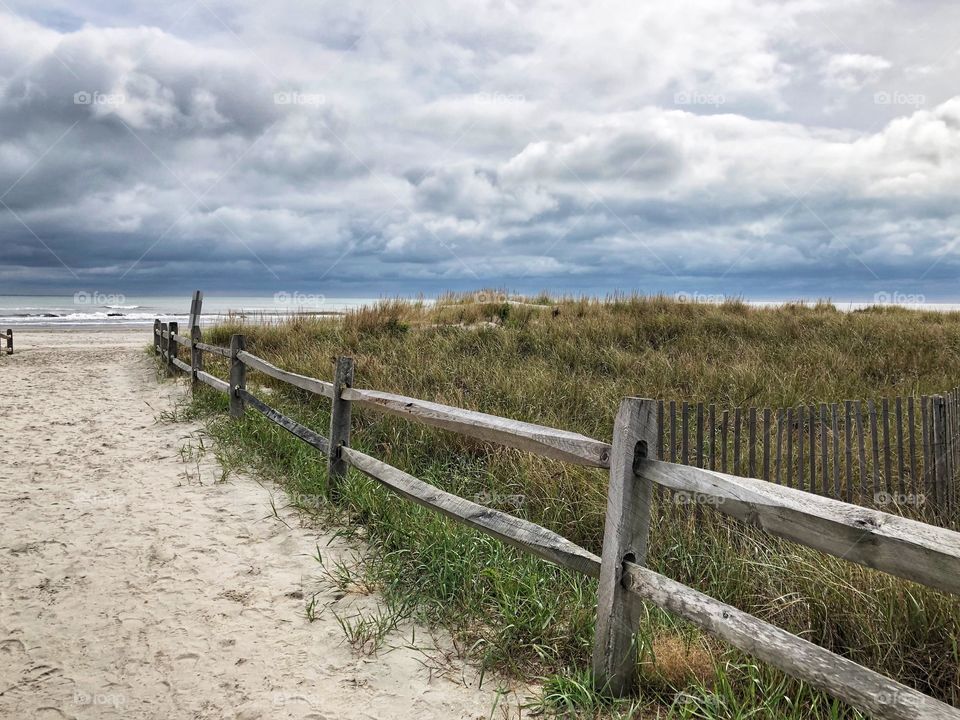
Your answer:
(2, 294), (960, 327)
(0, 295), (384, 327)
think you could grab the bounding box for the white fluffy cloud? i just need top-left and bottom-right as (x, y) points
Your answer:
(1, 0), (960, 297)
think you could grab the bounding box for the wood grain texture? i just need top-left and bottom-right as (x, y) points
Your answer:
(238, 388), (330, 455)
(229, 334), (246, 419)
(196, 341), (231, 358)
(171, 357), (191, 373)
(622, 561), (959, 720)
(237, 350), (335, 398)
(342, 387), (612, 468)
(635, 458), (960, 596)
(196, 370), (229, 394)
(327, 356), (355, 501)
(592, 398), (658, 696)
(339, 445), (600, 577)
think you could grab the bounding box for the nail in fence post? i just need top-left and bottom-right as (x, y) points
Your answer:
(229, 334), (246, 418)
(153, 319), (161, 355)
(167, 321), (179, 376)
(327, 356), (355, 501)
(592, 397), (658, 697)
(191, 325), (202, 390)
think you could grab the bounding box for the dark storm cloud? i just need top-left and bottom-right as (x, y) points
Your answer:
(2, 2), (960, 298)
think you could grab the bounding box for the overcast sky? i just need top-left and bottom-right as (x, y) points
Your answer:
(2, 1), (960, 299)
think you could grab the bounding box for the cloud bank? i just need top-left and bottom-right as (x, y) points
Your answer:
(1, 0), (960, 298)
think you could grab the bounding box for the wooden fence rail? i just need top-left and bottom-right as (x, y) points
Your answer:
(154, 291), (960, 719)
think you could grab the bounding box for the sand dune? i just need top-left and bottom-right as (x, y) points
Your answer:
(0, 330), (520, 719)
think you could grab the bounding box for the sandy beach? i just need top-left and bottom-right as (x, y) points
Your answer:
(0, 329), (520, 719)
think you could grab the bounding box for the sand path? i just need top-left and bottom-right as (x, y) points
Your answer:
(0, 330), (519, 719)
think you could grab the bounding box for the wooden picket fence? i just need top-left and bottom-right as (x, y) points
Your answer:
(153, 291), (960, 719)
(659, 395), (957, 527)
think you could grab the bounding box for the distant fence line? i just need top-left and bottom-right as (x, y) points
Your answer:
(153, 291), (960, 719)
(659, 395), (956, 524)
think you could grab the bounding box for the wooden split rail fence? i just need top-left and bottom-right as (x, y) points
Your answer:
(153, 291), (960, 719)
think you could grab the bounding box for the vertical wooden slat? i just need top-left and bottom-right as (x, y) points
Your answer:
(657, 400), (665, 459)
(921, 395), (932, 502)
(831, 403), (841, 499)
(933, 396), (948, 521)
(855, 400), (867, 501)
(748, 407), (757, 478)
(896, 397), (906, 496)
(696, 402), (704, 468)
(721, 409), (729, 473)
(882, 398), (892, 494)
(908, 396), (917, 494)
(819, 404), (829, 495)
(153, 319), (161, 355)
(708, 403), (716, 471)
(763, 408), (771, 481)
(592, 398), (658, 696)
(809, 404), (817, 493)
(844, 400), (853, 503)
(869, 399), (880, 497)
(669, 400), (677, 463)
(786, 407), (794, 489)
(775, 408), (784, 485)
(733, 407), (742, 474)
(797, 406), (805, 491)
(682, 401), (690, 465)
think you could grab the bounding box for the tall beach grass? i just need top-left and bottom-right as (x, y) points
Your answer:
(181, 293), (960, 717)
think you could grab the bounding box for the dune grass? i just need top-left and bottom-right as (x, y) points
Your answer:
(181, 293), (960, 718)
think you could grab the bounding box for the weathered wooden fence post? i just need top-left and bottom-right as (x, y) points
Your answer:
(159, 322), (169, 369)
(229, 334), (246, 418)
(188, 290), (203, 329)
(4, 329), (12, 355)
(592, 397), (658, 696)
(153, 319), (161, 355)
(190, 325), (203, 390)
(327, 356), (355, 501)
(167, 321), (179, 376)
